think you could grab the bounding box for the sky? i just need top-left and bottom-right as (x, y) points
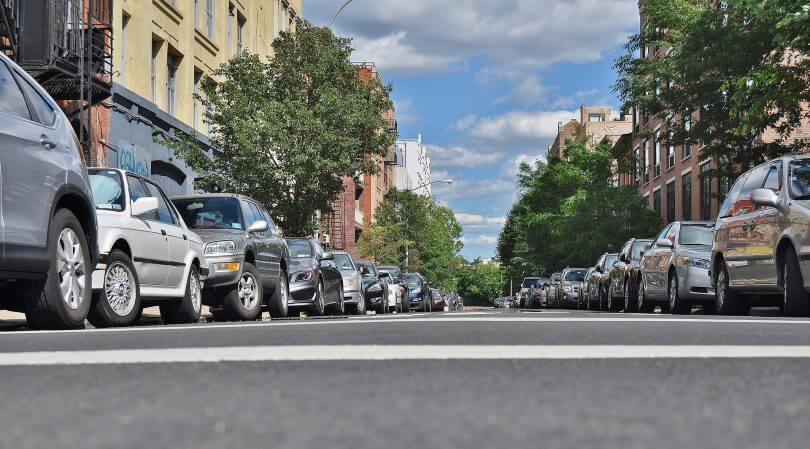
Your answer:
(304, 0), (640, 260)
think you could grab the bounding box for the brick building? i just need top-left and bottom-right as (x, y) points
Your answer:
(548, 105), (632, 158)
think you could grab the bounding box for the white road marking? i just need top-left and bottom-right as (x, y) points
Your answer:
(4, 345), (810, 366)
(3, 316), (810, 336)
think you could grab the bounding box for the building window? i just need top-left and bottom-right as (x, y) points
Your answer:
(667, 129), (675, 168)
(166, 53), (179, 115)
(588, 113), (604, 122)
(666, 181), (676, 223)
(643, 139), (650, 184)
(237, 15), (245, 56)
(682, 172), (692, 221)
(634, 146), (641, 183)
(700, 162), (712, 220)
(206, 0), (215, 38)
(654, 130), (661, 177)
(653, 189), (662, 215)
(194, 0), (200, 28)
(151, 40), (160, 104)
(683, 115), (692, 158)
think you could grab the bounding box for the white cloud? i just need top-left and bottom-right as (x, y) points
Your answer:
(427, 144), (505, 169)
(393, 98), (419, 125)
(549, 88), (601, 109)
(461, 235), (499, 246)
(455, 213), (507, 232)
(462, 110), (577, 148)
(496, 75), (551, 106)
(451, 115), (478, 132)
(308, 0), (638, 76)
(499, 153), (548, 178)
(432, 177), (514, 201)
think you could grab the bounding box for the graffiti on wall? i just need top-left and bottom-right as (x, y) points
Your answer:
(118, 145), (151, 178)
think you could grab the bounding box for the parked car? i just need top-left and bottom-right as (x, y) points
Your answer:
(378, 265), (408, 313)
(172, 194), (290, 320)
(711, 156), (810, 316)
(87, 169), (207, 327)
(640, 221), (715, 314)
(333, 252), (365, 315)
(430, 288), (445, 311)
(533, 278), (549, 307)
(545, 272), (562, 307)
(608, 238), (653, 312)
(0, 53), (99, 329)
(518, 277), (540, 308)
(356, 261), (396, 314)
(285, 238), (343, 316)
(590, 253), (618, 310)
(579, 267), (597, 310)
(403, 273), (431, 311)
(557, 268), (586, 308)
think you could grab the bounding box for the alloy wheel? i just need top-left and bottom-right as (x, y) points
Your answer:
(56, 228), (86, 310)
(669, 275), (678, 311)
(104, 262), (136, 316)
(189, 271), (201, 314)
(238, 273), (259, 311)
(717, 271), (727, 311)
(279, 275), (289, 316)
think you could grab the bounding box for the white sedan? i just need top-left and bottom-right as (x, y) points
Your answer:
(87, 168), (208, 327)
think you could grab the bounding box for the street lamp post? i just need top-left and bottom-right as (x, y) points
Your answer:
(405, 179), (454, 194)
(330, 0), (355, 26)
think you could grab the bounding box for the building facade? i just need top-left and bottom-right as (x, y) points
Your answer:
(548, 105), (632, 158)
(395, 134), (432, 196)
(103, 0), (301, 197)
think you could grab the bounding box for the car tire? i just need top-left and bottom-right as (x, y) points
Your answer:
(782, 247), (809, 317)
(24, 209), (92, 330)
(668, 272), (691, 315)
(332, 284), (346, 315)
(310, 281), (326, 316)
(88, 250), (141, 328)
(715, 262), (750, 316)
(608, 286), (621, 312)
(624, 279), (638, 313)
(268, 271), (289, 318)
(355, 289), (367, 315)
(637, 280), (655, 314)
(401, 292), (410, 313)
(220, 262), (263, 321)
(160, 266), (202, 324)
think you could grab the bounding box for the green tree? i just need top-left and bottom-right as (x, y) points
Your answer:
(161, 24), (395, 236)
(457, 261), (505, 306)
(614, 0), (809, 175)
(358, 189), (463, 291)
(498, 142), (662, 285)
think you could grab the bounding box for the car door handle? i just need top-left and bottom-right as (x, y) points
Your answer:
(161, 229), (167, 236)
(40, 135), (58, 149)
(182, 234), (188, 240)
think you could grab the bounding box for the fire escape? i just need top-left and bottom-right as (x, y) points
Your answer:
(1, 0), (112, 166)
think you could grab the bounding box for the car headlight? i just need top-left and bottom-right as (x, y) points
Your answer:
(562, 285), (572, 292)
(293, 269), (315, 283)
(368, 283), (382, 292)
(344, 276), (358, 286)
(678, 255), (710, 269)
(205, 240), (236, 256)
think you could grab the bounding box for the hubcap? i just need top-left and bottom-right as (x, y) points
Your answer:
(318, 283), (324, 312)
(189, 272), (201, 314)
(105, 262), (135, 316)
(279, 276), (289, 314)
(717, 272), (726, 309)
(238, 273), (259, 310)
(669, 276), (677, 309)
(56, 228), (86, 310)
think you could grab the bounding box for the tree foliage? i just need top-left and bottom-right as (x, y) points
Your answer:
(457, 261), (505, 306)
(358, 189), (463, 291)
(162, 24), (395, 236)
(614, 0), (809, 175)
(498, 142), (663, 284)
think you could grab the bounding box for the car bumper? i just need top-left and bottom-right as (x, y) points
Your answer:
(202, 255), (245, 289)
(289, 276), (319, 306)
(344, 288), (361, 304)
(676, 265), (715, 301)
(560, 293), (579, 305)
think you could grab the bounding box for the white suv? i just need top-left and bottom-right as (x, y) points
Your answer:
(86, 168), (208, 327)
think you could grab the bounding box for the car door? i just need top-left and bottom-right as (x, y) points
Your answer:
(0, 59), (65, 255)
(643, 225), (672, 300)
(259, 206), (286, 283)
(143, 180), (188, 288)
(612, 241), (631, 297)
(243, 200), (276, 285)
(728, 166), (769, 286)
(746, 164), (782, 287)
(127, 175), (170, 287)
(314, 241), (340, 299)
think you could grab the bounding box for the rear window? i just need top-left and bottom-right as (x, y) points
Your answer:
(521, 278), (539, 288)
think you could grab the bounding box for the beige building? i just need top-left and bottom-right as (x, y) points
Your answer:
(103, 0), (302, 196)
(548, 106), (632, 158)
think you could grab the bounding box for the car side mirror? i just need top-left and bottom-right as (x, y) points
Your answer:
(751, 188), (780, 208)
(132, 197), (158, 217)
(619, 253), (627, 263)
(656, 238), (673, 248)
(248, 220), (269, 233)
(319, 252), (335, 262)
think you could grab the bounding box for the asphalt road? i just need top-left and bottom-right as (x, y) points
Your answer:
(3, 309), (810, 449)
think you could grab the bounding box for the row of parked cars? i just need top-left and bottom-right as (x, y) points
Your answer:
(516, 153), (810, 316)
(0, 53), (459, 329)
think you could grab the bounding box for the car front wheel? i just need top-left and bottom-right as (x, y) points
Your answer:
(715, 262), (750, 316)
(782, 247), (809, 317)
(268, 271), (289, 318)
(221, 263), (263, 321)
(88, 250), (141, 327)
(160, 266), (202, 324)
(669, 272), (691, 315)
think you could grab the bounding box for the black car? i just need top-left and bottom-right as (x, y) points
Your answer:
(286, 238), (344, 316)
(355, 261), (394, 314)
(403, 273), (431, 312)
(608, 238), (654, 312)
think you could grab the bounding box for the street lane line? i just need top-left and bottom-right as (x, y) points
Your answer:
(4, 316), (810, 336)
(6, 345), (810, 366)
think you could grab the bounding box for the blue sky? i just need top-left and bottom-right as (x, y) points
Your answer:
(305, 0), (640, 260)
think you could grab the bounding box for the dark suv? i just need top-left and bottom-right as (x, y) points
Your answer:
(172, 194), (290, 320)
(0, 53), (98, 329)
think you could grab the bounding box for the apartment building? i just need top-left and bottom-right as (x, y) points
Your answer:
(548, 106), (632, 158)
(395, 134), (432, 196)
(103, 0), (301, 196)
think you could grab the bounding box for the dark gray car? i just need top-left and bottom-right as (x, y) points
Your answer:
(287, 238), (344, 316)
(172, 194), (290, 320)
(0, 53), (98, 329)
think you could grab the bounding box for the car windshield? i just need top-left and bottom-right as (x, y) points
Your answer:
(333, 253), (355, 271)
(564, 270), (586, 282)
(173, 197), (243, 230)
(789, 160), (810, 200)
(631, 241), (651, 260)
(403, 275), (421, 288)
(521, 278), (539, 288)
(89, 170), (125, 211)
(287, 240), (313, 259)
(550, 274), (560, 282)
(357, 263), (377, 277)
(605, 255), (618, 267)
(379, 267), (402, 280)
(679, 225), (714, 246)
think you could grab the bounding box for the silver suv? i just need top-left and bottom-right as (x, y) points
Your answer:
(0, 53), (98, 329)
(712, 155), (810, 316)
